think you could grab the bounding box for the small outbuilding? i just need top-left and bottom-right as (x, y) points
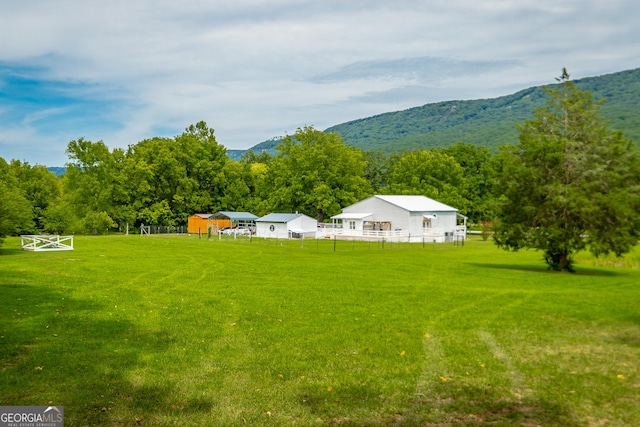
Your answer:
(326, 195), (466, 242)
(210, 211), (258, 232)
(188, 211), (258, 234)
(255, 213), (318, 239)
(187, 214), (218, 234)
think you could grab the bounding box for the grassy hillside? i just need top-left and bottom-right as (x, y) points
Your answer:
(326, 87), (546, 152)
(247, 68), (640, 155)
(327, 68), (640, 152)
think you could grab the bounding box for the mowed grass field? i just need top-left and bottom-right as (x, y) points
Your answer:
(1, 235), (639, 426)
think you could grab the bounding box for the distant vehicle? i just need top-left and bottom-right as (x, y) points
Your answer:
(219, 227), (252, 235)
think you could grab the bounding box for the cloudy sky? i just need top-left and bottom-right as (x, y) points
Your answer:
(1, 0), (639, 166)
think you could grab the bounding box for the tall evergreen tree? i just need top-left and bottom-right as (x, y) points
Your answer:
(493, 70), (640, 271)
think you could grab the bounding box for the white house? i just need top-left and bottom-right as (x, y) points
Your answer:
(324, 195), (466, 243)
(255, 213), (318, 239)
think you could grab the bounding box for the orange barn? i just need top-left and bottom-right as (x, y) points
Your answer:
(187, 214), (230, 234)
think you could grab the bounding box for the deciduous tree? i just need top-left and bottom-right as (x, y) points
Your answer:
(441, 142), (496, 223)
(386, 149), (467, 212)
(265, 126), (372, 221)
(125, 121), (228, 225)
(7, 160), (61, 231)
(362, 150), (390, 193)
(64, 138), (118, 233)
(0, 158), (34, 244)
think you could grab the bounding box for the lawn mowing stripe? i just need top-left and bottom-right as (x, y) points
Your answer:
(477, 330), (533, 401)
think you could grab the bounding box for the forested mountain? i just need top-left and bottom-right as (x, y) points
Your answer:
(247, 68), (640, 155)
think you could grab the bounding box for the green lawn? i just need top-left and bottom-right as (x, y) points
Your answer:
(1, 235), (639, 426)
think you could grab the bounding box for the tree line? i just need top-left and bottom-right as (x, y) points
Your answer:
(2, 72), (639, 271)
(0, 122), (497, 237)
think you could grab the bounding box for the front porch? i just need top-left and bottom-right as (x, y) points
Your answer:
(316, 224), (466, 242)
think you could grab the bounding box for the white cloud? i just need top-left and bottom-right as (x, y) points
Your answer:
(0, 0), (639, 165)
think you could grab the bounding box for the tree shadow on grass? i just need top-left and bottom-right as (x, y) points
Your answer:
(0, 247), (26, 256)
(394, 381), (581, 427)
(299, 383), (385, 418)
(607, 315), (640, 347)
(297, 382), (580, 426)
(612, 334), (640, 348)
(467, 262), (626, 277)
(0, 282), (214, 425)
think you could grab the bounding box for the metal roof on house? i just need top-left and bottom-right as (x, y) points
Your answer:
(374, 195), (457, 212)
(191, 213), (213, 219)
(255, 213), (304, 223)
(211, 211), (258, 221)
(331, 212), (373, 220)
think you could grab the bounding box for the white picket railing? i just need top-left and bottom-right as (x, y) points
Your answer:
(21, 235), (74, 252)
(317, 225), (466, 242)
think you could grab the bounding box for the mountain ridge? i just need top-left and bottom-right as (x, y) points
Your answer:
(241, 68), (640, 157)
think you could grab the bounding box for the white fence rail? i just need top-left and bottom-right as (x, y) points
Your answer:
(21, 235), (74, 251)
(316, 225), (466, 242)
(317, 228), (408, 240)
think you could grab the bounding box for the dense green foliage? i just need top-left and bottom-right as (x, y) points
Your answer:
(440, 143), (496, 222)
(385, 149), (467, 212)
(0, 159), (36, 244)
(264, 126), (372, 222)
(123, 122), (229, 225)
(494, 72), (640, 271)
(1, 235), (639, 425)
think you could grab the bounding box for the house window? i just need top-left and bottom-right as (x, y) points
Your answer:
(349, 221), (356, 230)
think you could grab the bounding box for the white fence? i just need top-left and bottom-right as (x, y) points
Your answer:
(140, 225), (188, 235)
(316, 227), (408, 241)
(21, 235), (74, 251)
(316, 225), (466, 242)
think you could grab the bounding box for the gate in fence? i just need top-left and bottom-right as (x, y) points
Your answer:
(21, 235), (74, 251)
